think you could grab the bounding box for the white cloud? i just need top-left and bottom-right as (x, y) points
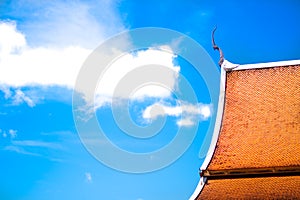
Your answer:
(0, 129), (7, 138)
(3, 145), (41, 156)
(0, 14), (212, 129)
(0, 0), (125, 88)
(0, 21), (91, 88)
(0, 129), (15, 138)
(0, 13), (184, 114)
(0, 85), (12, 99)
(85, 172), (92, 183)
(11, 89), (35, 107)
(0, 20), (26, 57)
(8, 129), (17, 139)
(2, 137), (66, 161)
(22, 0), (125, 48)
(0, 86), (38, 107)
(199, 105), (211, 119)
(176, 118), (195, 127)
(2, 128), (65, 153)
(12, 140), (63, 150)
(142, 102), (212, 127)
(94, 48), (180, 107)
(0, 21), (180, 107)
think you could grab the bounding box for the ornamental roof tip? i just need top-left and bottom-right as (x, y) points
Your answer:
(212, 26), (239, 71)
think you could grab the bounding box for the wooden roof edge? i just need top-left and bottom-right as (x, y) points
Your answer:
(201, 166), (300, 180)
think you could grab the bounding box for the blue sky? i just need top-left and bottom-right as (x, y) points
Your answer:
(0, 1), (299, 200)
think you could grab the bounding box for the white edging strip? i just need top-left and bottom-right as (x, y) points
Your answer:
(233, 59), (300, 71)
(189, 67), (227, 200)
(200, 67), (226, 170)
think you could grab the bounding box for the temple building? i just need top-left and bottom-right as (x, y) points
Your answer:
(189, 30), (300, 199)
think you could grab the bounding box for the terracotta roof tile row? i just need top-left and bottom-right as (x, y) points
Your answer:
(198, 176), (300, 199)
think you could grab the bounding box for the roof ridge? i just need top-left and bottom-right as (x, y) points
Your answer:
(229, 59), (300, 71)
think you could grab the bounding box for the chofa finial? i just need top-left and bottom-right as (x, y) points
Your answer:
(212, 26), (224, 67)
(211, 26), (239, 71)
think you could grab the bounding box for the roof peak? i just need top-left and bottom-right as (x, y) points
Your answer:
(211, 26), (300, 71)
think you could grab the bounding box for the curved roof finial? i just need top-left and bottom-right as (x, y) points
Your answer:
(212, 26), (224, 67)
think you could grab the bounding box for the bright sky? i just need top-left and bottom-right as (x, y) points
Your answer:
(0, 1), (299, 200)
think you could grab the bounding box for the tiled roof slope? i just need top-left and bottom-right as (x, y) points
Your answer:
(199, 176), (300, 199)
(195, 62), (300, 200)
(208, 65), (300, 170)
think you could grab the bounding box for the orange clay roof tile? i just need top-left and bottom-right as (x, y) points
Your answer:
(207, 65), (300, 170)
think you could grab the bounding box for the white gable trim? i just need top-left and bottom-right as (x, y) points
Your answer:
(232, 59), (300, 71)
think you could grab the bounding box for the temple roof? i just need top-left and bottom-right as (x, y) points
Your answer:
(208, 65), (300, 171)
(199, 176), (300, 199)
(191, 60), (300, 200)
